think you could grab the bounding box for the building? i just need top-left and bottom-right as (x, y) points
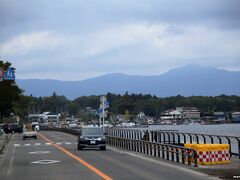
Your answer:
(232, 112), (240, 123)
(39, 112), (60, 124)
(213, 112), (225, 121)
(137, 112), (145, 119)
(160, 109), (182, 120)
(177, 107), (200, 121)
(161, 107), (201, 121)
(27, 114), (40, 122)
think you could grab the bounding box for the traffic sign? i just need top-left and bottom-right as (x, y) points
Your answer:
(3, 67), (15, 80)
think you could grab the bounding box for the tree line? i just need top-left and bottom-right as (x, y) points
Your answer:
(1, 61), (240, 123)
(11, 92), (240, 118)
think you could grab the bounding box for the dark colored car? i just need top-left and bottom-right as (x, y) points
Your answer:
(77, 127), (106, 150)
(9, 123), (23, 133)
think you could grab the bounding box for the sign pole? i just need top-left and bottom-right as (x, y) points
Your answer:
(102, 101), (105, 132)
(100, 96), (106, 133)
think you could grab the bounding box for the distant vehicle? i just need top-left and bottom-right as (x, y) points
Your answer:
(120, 122), (135, 127)
(77, 127), (106, 151)
(23, 131), (37, 140)
(9, 123), (23, 133)
(23, 123), (37, 140)
(69, 123), (78, 128)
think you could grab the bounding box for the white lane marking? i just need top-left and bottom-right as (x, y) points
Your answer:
(31, 160), (61, 165)
(29, 151), (51, 154)
(14, 142), (76, 147)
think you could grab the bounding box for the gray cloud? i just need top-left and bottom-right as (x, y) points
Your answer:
(0, 0), (240, 80)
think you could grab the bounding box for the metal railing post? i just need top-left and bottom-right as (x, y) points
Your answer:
(193, 150), (198, 167)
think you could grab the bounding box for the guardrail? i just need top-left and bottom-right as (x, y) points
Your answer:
(107, 136), (198, 167)
(107, 128), (240, 158)
(40, 126), (79, 135)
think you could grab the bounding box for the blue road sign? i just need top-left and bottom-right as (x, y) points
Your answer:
(3, 67), (15, 80)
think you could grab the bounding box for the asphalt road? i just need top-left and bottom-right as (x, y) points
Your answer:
(0, 131), (218, 180)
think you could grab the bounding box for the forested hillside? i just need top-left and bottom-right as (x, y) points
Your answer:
(14, 92), (240, 117)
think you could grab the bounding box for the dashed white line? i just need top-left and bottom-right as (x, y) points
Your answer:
(14, 142), (76, 147)
(29, 151), (51, 154)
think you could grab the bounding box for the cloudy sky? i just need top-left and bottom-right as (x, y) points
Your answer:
(0, 0), (240, 80)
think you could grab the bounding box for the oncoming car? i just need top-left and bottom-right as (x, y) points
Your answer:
(23, 123), (37, 140)
(77, 127), (106, 150)
(23, 131), (37, 140)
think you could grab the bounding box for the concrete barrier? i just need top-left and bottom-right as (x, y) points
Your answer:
(184, 144), (230, 165)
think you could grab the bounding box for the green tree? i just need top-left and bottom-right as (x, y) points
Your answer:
(41, 92), (69, 113)
(13, 95), (32, 123)
(124, 110), (130, 121)
(67, 102), (79, 116)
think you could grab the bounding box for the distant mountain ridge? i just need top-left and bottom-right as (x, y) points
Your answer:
(16, 65), (240, 100)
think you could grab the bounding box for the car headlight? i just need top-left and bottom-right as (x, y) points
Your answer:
(80, 136), (86, 140)
(97, 137), (105, 141)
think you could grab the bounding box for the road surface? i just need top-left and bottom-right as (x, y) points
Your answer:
(0, 131), (217, 180)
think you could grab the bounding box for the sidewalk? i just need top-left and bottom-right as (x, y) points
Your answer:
(0, 134), (11, 154)
(194, 157), (240, 179)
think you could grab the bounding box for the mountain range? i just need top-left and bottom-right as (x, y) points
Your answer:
(16, 65), (240, 100)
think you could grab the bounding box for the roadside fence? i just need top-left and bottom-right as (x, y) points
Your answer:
(107, 128), (240, 158)
(106, 136), (198, 167)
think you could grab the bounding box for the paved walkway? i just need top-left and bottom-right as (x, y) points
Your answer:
(0, 134), (11, 153)
(193, 157), (240, 179)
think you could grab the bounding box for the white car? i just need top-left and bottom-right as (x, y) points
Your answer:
(69, 123), (78, 128)
(23, 131), (37, 140)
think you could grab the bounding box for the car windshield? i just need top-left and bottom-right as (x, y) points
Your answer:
(81, 128), (103, 136)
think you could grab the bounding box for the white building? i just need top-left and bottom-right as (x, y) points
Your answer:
(161, 107), (200, 121)
(39, 112), (60, 123)
(161, 109), (182, 120)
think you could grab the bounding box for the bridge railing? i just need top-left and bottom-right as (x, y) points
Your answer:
(107, 128), (240, 158)
(40, 126), (79, 135)
(106, 136), (198, 167)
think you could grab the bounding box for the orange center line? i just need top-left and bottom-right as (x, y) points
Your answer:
(38, 132), (113, 180)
